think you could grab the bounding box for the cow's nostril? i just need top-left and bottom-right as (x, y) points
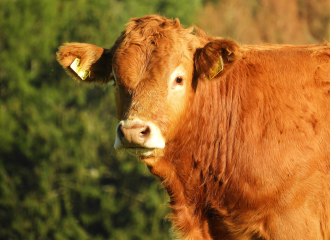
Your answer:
(140, 126), (151, 138)
(117, 124), (125, 140)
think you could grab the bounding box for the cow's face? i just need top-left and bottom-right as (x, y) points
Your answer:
(56, 15), (241, 163)
(111, 31), (197, 159)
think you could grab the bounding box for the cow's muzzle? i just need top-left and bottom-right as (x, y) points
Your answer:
(114, 119), (165, 157)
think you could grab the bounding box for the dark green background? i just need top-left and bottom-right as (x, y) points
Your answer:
(1, 0), (329, 239)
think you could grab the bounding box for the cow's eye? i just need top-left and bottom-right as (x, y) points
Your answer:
(175, 77), (183, 84)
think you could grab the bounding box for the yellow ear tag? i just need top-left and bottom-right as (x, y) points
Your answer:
(70, 58), (90, 80)
(209, 56), (224, 80)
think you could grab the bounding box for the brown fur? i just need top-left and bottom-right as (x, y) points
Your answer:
(57, 15), (330, 239)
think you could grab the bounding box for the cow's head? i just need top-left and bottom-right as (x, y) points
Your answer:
(57, 15), (241, 166)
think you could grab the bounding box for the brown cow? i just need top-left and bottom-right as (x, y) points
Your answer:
(57, 15), (330, 240)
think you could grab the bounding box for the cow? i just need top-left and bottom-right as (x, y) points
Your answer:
(57, 14), (330, 240)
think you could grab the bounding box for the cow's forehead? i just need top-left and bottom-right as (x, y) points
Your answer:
(113, 39), (183, 89)
(112, 18), (198, 89)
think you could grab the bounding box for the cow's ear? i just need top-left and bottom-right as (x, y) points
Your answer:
(57, 43), (112, 84)
(195, 39), (241, 80)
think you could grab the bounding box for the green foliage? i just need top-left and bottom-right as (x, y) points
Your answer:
(0, 0), (202, 239)
(2, 0), (329, 239)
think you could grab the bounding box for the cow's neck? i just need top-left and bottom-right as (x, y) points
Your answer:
(158, 72), (245, 238)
